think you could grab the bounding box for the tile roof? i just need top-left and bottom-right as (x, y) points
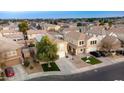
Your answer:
(0, 37), (20, 53)
(101, 35), (121, 47)
(27, 30), (47, 35)
(65, 31), (86, 41)
(85, 26), (107, 35)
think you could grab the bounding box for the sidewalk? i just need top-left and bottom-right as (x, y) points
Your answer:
(5, 56), (124, 81)
(22, 57), (124, 81)
(75, 57), (124, 73)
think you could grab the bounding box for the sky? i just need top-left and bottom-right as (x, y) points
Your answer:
(0, 11), (123, 19)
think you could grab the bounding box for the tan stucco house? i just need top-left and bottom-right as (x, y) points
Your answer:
(0, 37), (22, 68)
(64, 31), (86, 55)
(64, 31), (100, 55)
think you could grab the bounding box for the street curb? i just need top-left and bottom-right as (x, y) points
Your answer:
(24, 59), (124, 81)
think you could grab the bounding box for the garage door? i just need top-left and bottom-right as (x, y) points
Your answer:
(58, 52), (65, 58)
(86, 47), (97, 53)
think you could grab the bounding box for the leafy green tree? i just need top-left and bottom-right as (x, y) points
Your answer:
(99, 36), (121, 55)
(24, 59), (30, 67)
(77, 22), (82, 27)
(36, 36), (58, 67)
(86, 18), (95, 22)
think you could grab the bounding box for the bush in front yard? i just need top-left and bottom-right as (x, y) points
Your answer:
(0, 72), (5, 81)
(30, 66), (34, 70)
(0, 63), (6, 69)
(28, 43), (35, 47)
(24, 59), (30, 67)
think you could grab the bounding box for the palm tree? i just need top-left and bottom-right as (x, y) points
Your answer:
(36, 36), (58, 67)
(18, 21), (29, 46)
(99, 20), (105, 26)
(108, 21), (113, 29)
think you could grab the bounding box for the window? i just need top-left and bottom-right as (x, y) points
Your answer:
(82, 41), (84, 44)
(90, 41), (92, 45)
(93, 41), (95, 44)
(79, 41), (84, 46)
(90, 40), (97, 45)
(6, 51), (17, 57)
(94, 40), (97, 44)
(79, 41), (82, 45)
(13, 39), (16, 41)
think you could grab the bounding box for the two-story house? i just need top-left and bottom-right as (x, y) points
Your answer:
(0, 37), (22, 68)
(64, 31), (86, 55)
(64, 31), (101, 55)
(85, 35), (99, 53)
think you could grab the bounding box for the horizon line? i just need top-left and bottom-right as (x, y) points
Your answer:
(0, 11), (123, 19)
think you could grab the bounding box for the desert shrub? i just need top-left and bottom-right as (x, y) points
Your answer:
(24, 59), (30, 67)
(29, 66), (34, 70)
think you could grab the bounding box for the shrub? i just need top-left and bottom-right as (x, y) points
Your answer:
(33, 59), (39, 63)
(0, 72), (5, 81)
(24, 59), (30, 67)
(28, 43), (35, 47)
(66, 55), (68, 58)
(1, 72), (4, 77)
(30, 66), (34, 70)
(0, 63), (6, 69)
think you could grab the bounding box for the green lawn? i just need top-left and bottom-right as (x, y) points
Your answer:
(41, 62), (60, 72)
(81, 56), (102, 65)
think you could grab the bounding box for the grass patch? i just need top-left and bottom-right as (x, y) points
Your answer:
(41, 62), (60, 72)
(81, 56), (102, 65)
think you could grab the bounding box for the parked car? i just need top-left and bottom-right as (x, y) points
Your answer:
(5, 67), (15, 77)
(116, 50), (124, 55)
(90, 51), (101, 57)
(97, 51), (107, 57)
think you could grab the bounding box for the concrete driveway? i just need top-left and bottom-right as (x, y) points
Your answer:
(56, 58), (77, 74)
(5, 64), (28, 81)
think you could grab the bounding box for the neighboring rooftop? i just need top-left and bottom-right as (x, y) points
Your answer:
(0, 36), (21, 53)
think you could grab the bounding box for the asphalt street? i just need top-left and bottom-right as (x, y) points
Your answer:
(28, 62), (124, 81)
